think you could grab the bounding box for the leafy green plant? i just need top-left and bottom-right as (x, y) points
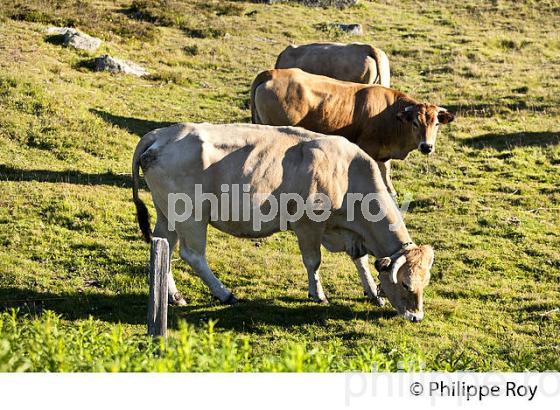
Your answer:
(0, 310), (430, 372)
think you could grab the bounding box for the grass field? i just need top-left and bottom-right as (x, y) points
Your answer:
(0, 0), (558, 371)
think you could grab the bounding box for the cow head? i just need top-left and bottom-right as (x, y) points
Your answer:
(396, 104), (454, 155)
(374, 244), (434, 322)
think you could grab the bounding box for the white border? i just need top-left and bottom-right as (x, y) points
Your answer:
(0, 372), (558, 410)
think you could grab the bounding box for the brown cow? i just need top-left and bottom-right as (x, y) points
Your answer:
(275, 42), (391, 86)
(250, 68), (454, 198)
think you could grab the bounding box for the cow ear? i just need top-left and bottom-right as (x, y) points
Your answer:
(374, 257), (392, 272)
(397, 108), (414, 123)
(438, 110), (455, 124)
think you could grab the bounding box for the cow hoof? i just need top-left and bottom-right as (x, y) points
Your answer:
(308, 293), (329, 305)
(369, 296), (386, 307)
(170, 292), (187, 306)
(364, 291), (385, 307)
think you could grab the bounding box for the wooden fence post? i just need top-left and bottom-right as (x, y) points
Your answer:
(147, 237), (169, 340)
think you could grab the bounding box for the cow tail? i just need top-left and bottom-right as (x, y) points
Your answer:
(369, 46), (391, 88)
(132, 133), (158, 243)
(250, 70), (274, 124)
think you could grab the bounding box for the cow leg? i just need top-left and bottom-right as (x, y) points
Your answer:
(377, 160), (397, 200)
(153, 208), (186, 306)
(353, 255), (385, 307)
(178, 222), (236, 304)
(293, 226), (328, 304)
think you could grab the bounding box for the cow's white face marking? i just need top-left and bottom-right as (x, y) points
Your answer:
(411, 105), (443, 154)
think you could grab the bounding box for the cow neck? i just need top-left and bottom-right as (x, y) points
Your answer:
(390, 96), (419, 159)
(354, 184), (413, 258)
(357, 96), (417, 161)
(391, 121), (417, 158)
(376, 201), (413, 257)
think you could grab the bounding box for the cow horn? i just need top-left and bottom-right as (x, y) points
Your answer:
(404, 105), (414, 112)
(389, 254), (406, 284)
(437, 107), (448, 113)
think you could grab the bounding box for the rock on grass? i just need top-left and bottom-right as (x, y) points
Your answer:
(334, 23), (363, 35)
(46, 27), (102, 51)
(315, 22), (364, 36)
(93, 54), (149, 77)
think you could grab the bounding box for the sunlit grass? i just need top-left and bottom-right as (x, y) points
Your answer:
(0, 0), (558, 371)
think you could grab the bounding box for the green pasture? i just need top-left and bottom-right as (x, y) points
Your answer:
(0, 0), (558, 371)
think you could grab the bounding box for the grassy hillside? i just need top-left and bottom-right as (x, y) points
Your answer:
(0, 0), (558, 371)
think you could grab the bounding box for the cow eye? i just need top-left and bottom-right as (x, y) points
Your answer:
(402, 282), (411, 291)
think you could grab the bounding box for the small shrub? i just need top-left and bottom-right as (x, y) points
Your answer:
(49, 65), (63, 75)
(126, 0), (180, 27)
(183, 45), (199, 56)
(146, 71), (191, 86)
(513, 86), (529, 94)
(500, 39), (518, 50)
(1, 0), (156, 41)
(9, 5), (53, 24)
(197, 2), (245, 16)
(123, 1), (231, 38)
(182, 26), (226, 39)
(279, 0), (359, 8)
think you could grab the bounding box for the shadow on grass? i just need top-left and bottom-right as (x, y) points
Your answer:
(90, 109), (175, 137)
(0, 288), (395, 330)
(174, 298), (397, 333)
(73, 58), (98, 72)
(0, 164), (134, 188)
(45, 34), (65, 46)
(0, 287), (148, 325)
(460, 131), (559, 151)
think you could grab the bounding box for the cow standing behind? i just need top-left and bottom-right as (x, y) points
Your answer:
(132, 123), (435, 322)
(275, 42), (391, 86)
(250, 68), (455, 198)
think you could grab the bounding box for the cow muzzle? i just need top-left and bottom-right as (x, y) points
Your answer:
(403, 310), (424, 323)
(419, 143), (433, 155)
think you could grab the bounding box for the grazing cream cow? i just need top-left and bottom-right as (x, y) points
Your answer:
(132, 123), (434, 322)
(275, 42), (391, 86)
(250, 68), (455, 198)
